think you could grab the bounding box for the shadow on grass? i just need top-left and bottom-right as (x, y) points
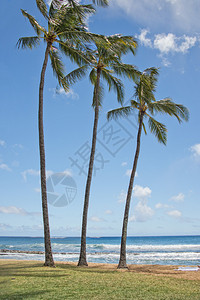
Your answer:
(1, 289), (50, 300)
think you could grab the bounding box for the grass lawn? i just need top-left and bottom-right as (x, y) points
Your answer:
(0, 260), (200, 299)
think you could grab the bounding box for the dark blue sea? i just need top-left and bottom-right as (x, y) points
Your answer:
(1, 236), (200, 265)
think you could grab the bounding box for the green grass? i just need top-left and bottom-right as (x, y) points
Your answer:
(0, 260), (200, 300)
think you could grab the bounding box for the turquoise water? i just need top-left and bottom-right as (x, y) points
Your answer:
(1, 236), (200, 265)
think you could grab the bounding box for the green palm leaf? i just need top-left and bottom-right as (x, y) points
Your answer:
(148, 116), (167, 145)
(148, 99), (189, 122)
(49, 49), (69, 92)
(107, 106), (133, 121)
(17, 36), (40, 49)
(36, 0), (48, 19)
(101, 69), (124, 104)
(92, 0), (109, 7)
(65, 65), (89, 85)
(111, 63), (138, 81)
(21, 9), (46, 36)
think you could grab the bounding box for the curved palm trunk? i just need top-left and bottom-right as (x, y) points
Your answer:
(78, 68), (101, 266)
(118, 111), (144, 269)
(39, 42), (54, 267)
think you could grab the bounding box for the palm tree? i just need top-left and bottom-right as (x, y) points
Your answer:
(17, 0), (101, 267)
(65, 35), (138, 266)
(107, 68), (189, 269)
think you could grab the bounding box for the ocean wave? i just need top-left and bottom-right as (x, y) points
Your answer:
(2, 242), (200, 254)
(1, 251), (200, 265)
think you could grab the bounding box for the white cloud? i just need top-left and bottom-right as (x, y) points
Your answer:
(125, 169), (132, 176)
(125, 169), (138, 177)
(170, 193), (185, 202)
(0, 140), (6, 147)
(0, 206), (40, 216)
(105, 210), (112, 215)
(90, 216), (104, 222)
(133, 185), (151, 199)
(130, 200), (154, 222)
(121, 162), (127, 167)
(21, 169), (40, 181)
(190, 144), (200, 159)
(53, 87), (79, 100)
(129, 185), (154, 222)
(154, 33), (197, 54)
(21, 169), (53, 182)
(118, 190), (127, 203)
(155, 203), (171, 209)
(111, 0), (200, 33)
(0, 164), (11, 172)
(137, 29), (197, 66)
(137, 29), (152, 47)
(167, 209), (182, 218)
(62, 169), (73, 176)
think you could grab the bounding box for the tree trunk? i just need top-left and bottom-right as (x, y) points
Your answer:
(39, 42), (55, 267)
(78, 68), (101, 266)
(118, 111), (144, 269)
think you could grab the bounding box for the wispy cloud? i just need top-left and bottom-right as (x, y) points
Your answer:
(52, 87), (79, 100)
(0, 206), (40, 216)
(105, 210), (112, 215)
(90, 216), (105, 222)
(130, 185), (154, 222)
(0, 163), (11, 172)
(190, 143), (200, 160)
(21, 169), (54, 182)
(155, 203), (172, 209)
(170, 193), (185, 202)
(125, 169), (138, 177)
(0, 140), (6, 147)
(111, 0), (200, 32)
(118, 190), (127, 203)
(130, 201), (154, 222)
(167, 209), (182, 218)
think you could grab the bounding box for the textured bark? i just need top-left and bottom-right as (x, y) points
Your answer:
(118, 111), (144, 269)
(39, 42), (55, 267)
(78, 68), (101, 266)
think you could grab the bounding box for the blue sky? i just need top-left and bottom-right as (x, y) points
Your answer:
(0, 0), (200, 237)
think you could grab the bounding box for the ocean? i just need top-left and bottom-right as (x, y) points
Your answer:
(1, 235), (200, 266)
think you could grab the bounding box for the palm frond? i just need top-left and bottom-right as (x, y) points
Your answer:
(89, 68), (97, 85)
(36, 0), (48, 19)
(142, 122), (147, 135)
(58, 40), (91, 66)
(130, 99), (140, 110)
(148, 99), (189, 122)
(148, 116), (167, 145)
(65, 65), (89, 85)
(111, 63), (139, 81)
(49, 49), (69, 92)
(101, 69), (124, 104)
(107, 35), (137, 56)
(107, 106), (133, 121)
(16, 36), (40, 49)
(21, 9), (46, 36)
(92, 0), (109, 7)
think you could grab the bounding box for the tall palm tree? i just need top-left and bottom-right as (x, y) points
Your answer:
(17, 0), (101, 267)
(107, 68), (189, 269)
(65, 35), (138, 266)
